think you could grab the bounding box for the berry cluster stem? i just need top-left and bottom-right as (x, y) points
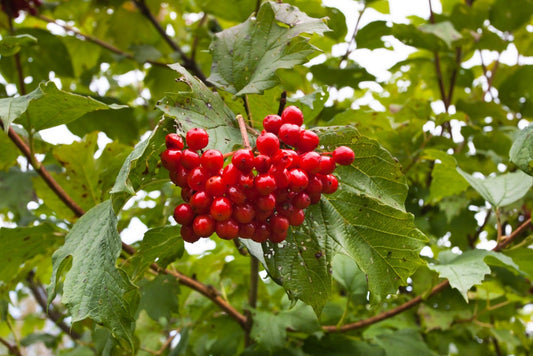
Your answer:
(237, 114), (252, 150)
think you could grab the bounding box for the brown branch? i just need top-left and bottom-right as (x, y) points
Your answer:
(0, 337), (21, 356)
(132, 0), (207, 82)
(26, 272), (82, 340)
(3, 124), (247, 330)
(236, 114), (252, 150)
(339, 5), (367, 65)
(446, 47), (462, 108)
(323, 217), (531, 333)
(34, 14), (168, 68)
(468, 210), (492, 248)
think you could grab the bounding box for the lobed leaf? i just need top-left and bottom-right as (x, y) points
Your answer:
(428, 249), (520, 301)
(0, 34), (37, 56)
(457, 168), (533, 207)
(48, 200), (137, 347)
(0, 81), (126, 131)
(207, 1), (329, 95)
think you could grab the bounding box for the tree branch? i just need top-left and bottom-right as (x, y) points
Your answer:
(3, 124), (247, 330)
(277, 91), (287, 116)
(245, 257), (259, 346)
(0, 337), (21, 356)
(35, 14), (169, 68)
(132, 0), (207, 83)
(323, 217), (531, 333)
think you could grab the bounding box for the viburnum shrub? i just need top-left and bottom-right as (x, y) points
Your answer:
(161, 105), (354, 243)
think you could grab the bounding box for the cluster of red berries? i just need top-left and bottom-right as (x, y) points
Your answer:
(1, 0), (41, 18)
(161, 105), (355, 244)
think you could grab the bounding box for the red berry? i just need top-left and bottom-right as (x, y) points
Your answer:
(255, 209), (273, 222)
(169, 165), (189, 187)
(288, 209), (305, 226)
(270, 167), (290, 189)
(181, 187), (194, 202)
(201, 149), (224, 172)
(239, 223), (256, 239)
(181, 149), (201, 170)
(306, 175), (323, 195)
(256, 193), (276, 211)
(332, 146), (355, 165)
(292, 192), (311, 209)
(186, 128), (209, 151)
(173, 203), (195, 225)
(252, 223), (270, 243)
(322, 174), (339, 194)
(318, 155), (336, 175)
(277, 201), (295, 217)
(274, 189), (290, 204)
(309, 191), (322, 204)
(270, 230), (288, 243)
(181, 225), (200, 243)
(210, 197), (233, 222)
(297, 130), (319, 152)
(254, 174), (276, 195)
(232, 149), (254, 173)
(281, 105), (304, 126)
(254, 154), (272, 173)
(165, 133), (184, 149)
(216, 219), (240, 240)
(233, 203), (255, 224)
(271, 215), (289, 234)
(205, 176), (225, 197)
(288, 168), (309, 192)
(263, 114), (283, 134)
(256, 132), (280, 156)
(187, 166), (210, 190)
(161, 149), (182, 171)
(239, 173), (255, 190)
(272, 149), (297, 169)
(190, 191), (213, 214)
(299, 151), (321, 174)
(193, 215), (215, 237)
(227, 186), (246, 205)
(278, 123), (301, 147)
(222, 164), (241, 187)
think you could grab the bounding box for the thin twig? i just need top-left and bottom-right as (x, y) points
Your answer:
(3, 122), (247, 329)
(0, 337), (21, 356)
(277, 91), (287, 116)
(323, 217), (531, 333)
(132, 0), (207, 82)
(339, 5), (367, 65)
(242, 95), (253, 127)
(468, 210), (492, 248)
(26, 272), (82, 340)
(35, 14), (168, 68)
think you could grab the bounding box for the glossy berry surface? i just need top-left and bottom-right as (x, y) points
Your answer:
(186, 128), (209, 150)
(332, 146), (355, 165)
(281, 105), (304, 126)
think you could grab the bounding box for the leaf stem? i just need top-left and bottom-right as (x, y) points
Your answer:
(277, 91), (287, 116)
(339, 5), (367, 65)
(243, 95), (254, 127)
(34, 14), (169, 68)
(236, 114), (252, 150)
(245, 256), (260, 346)
(0, 337), (21, 356)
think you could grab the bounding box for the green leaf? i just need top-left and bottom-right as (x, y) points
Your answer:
(128, 225), (184, 280)
(197, 0), (256, 22)
(62, 37), (102, 77)
(428, 249), (520, 301)
(375, 329), (438, 356)
(457, 168), (533, 207)
(310, 58), (375, 89)
(0, 224), (61, 289)
(156, 63), (243, 152)
(423, 149), (469, 203)
(418, 21), (462, 49)
(262, 231), (331, 315)
(0, 167), (35, 223)
(355, 21), (392, 50)
(34, 134), (132, 219)
(0, 34), (37, 56)
(497, 65), (533, 117)
(207, 1), (329, 95)
(489, 0), (533, 32)
(48, 200), (137, 347)
(137, 275), (180, 322)
(247, 126), (426, 305)
(510, 123), (533, 175)
(392, 23), (449, 52)
(0, 133), (20, 171)
(332, 253), (368, 298)
(0, 81), (126, 131)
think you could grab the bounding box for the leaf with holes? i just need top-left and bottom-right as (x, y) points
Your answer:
(208, 1), (329, 95)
